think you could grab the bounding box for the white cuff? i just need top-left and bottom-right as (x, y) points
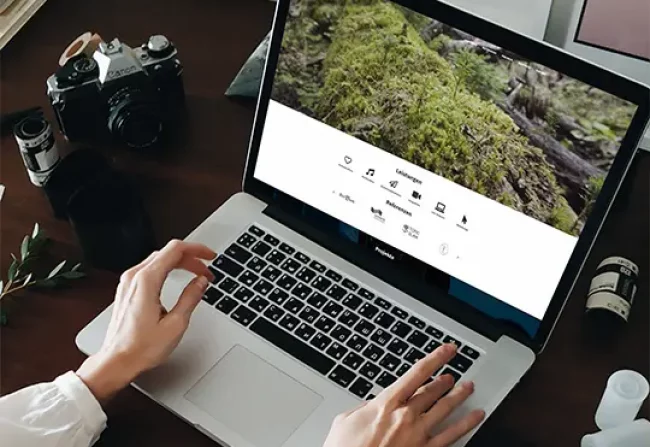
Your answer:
(54, 371), (107, 442)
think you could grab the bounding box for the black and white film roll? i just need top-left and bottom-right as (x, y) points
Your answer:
(14, 114), (61, 186)
(586, 257), (638, 322)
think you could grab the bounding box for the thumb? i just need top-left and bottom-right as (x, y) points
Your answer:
(170, 275), (209, 319)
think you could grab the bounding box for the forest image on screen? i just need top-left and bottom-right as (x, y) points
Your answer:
(271, 0), (637, 236)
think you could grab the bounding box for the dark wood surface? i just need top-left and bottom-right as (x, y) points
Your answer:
(1, 1), (648, 445)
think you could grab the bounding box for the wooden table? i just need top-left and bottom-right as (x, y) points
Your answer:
(1, 1), (648, 445)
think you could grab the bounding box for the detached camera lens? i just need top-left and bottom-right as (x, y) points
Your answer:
(107, 89), (163, 149)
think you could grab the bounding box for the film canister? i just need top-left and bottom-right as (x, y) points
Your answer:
(14, 114), (61, 186)
(586, 256), (638, 324)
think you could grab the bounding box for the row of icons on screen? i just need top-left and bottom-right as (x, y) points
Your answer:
(344, 155), (468, 226)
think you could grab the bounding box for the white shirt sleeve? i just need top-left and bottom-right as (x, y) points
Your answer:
(0, 371), (107, 447)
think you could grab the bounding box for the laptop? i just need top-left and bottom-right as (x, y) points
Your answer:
(76, 0), (650, 445)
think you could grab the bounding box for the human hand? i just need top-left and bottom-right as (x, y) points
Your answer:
(76, 240), (216, 405)
(323, 344), (484, 447)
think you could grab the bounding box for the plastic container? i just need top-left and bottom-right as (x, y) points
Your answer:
(582, 419), (650, 447)
(595, 370), (649, 430)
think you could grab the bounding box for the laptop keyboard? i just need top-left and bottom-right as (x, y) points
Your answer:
(203, 225), (482, 400)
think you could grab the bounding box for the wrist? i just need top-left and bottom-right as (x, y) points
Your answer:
(76, 351), (140, 406)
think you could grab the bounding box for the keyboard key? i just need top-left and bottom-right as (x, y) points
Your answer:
(354, 320), (375, 337)
(362, 344), (384, 362)
(338, 310), (360, 328)
(239, 270), (259, 287)
(443, 335), (462, 349)
(261, 265), (282, 282)
(278, 242), (296, 255)
(284, 297), (305, 314)
(359, 303), (379, 320)
(325, 270), (342, 282)
(323, 301), (343, 318)
(234, 286), (255, 303)
(253, 279), (273, 295)
(326, 285), (347, 301)
(461, 346), (481, 360)
(349, 377), (372, 398)
(208, 267), (225, 284)
(346, 334), (368, 352)
(441, 367), (461, 383)
(408, 316), (426, 330)
(375, 297), (391, 310)
(236, 233), (257, 248)
(203, 287), (223, 305)
(396, 363), (411, 377)
(307, 292), (328, 309)
(263, 234), (280, 246)
(279, 314), (300, 332)
(292, 283), (312, 300)
(263, 305), (285, 322)
(404, 347), (426, 364)
(342, 352), (364, 370)
(251, 318), (334, 375)
(294, 252), (310, 264)
(342, 279), (359, 291)
(218, 277), (239, 294)
(360, 362), (381, 380)
(312, 276), (332, 292)
(448, 353), (473, 373)
(216, 296), (238, 314)
(247, 256), (267, 273)
(390, 307), (409, 320)
(213, 255), (244, 278)
(298, 306), (319, 324)
(371, 329), (392, 346)
(328, 365), (355, 388)
(379, 353), (400, 372)
(366, 394), (376, 400)
(390, 321), (412, 339)
(231, 305), (256, 326)
(309, 260), (327, 273)
(266, 249), (286, 266)
(376, 371), (397, 388)
(424, 340), (442, 354)
(315, 315), (335, 333)
(310, 332), (332, 351)
(248, 225), (265, 237)
(296, 267), (317, 284)
(268, 288), (289, 305)
(374, 312), (396, 329)
(331, 325), (352, 343)
(225, 244), (252, 264)
(426, 325), (444, 339)
(295, 323), (316, 342)
(342, 294), (362, 311)
(387, 339), (408, 356)
(251, 241), (272, 257)
(326, 342), (348, 360)
(277, 274), (297, 291)
(249, 296), (269, 312)
(358, 288), (375, 300)
(280, 258), (301, 274)
(406, 330), (428, 348)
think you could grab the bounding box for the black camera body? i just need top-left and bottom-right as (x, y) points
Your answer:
(46, 35), (184, 149)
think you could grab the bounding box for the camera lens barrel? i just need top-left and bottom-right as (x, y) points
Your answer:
(14, 114), (61, 186)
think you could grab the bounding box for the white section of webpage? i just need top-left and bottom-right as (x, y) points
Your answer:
(255, 101), (578, 320)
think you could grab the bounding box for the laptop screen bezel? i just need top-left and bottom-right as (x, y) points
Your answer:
(242, 0), (650, 353)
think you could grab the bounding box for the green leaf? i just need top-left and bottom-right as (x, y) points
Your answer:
(37, 279), (58, 288)
(8, 259), (18, 281)
(22, 273), (33, 286)
(0, 311), (7, 326)
(20, 235), (30, 261)
(61, 271), (86, 280)
(0, 280), (4, 293)
(47, 260), (67, 279)
(71, 263), (82, 272)
(32, 223), (40, 239)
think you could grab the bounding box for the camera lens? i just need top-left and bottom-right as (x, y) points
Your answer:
(107, 88), (163, 149)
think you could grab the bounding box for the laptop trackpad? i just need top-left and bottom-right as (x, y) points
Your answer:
(185, 345), (323, 447)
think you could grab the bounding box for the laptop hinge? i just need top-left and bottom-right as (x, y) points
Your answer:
(263, 203), (506, 344)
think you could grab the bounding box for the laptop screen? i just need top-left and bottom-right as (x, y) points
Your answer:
(253, 0), (638, 333)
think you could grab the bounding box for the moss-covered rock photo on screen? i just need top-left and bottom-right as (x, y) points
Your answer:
(271, 0), (638, 236)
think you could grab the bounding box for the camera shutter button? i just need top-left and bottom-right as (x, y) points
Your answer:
(147, 35), (172, 57)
